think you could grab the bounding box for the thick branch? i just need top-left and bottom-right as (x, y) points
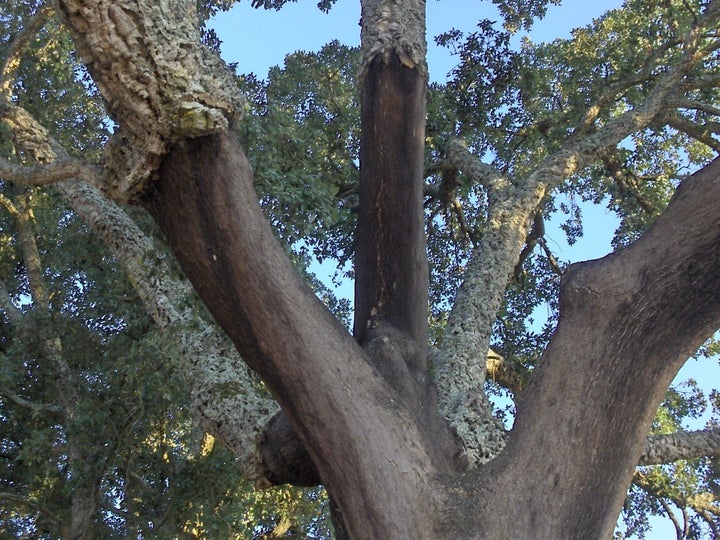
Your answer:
(456, 157), (720, 538)
(0, 156), (102, 187)
(640, 428), (720, 466)
(434, 35), (695, 468)
(0, 102), (277, 480)
(354, 50), (429, 390)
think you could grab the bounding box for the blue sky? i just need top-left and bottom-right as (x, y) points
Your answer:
(211, 0), (623, 83)
(208, 2), (714, 537)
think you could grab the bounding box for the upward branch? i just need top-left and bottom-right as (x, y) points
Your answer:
(355, 0), (429, 394)
(434, 1), (720, 467)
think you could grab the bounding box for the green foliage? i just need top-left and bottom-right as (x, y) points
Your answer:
(617, 381), (718, 538)
(238, 41), (360, 269)
(2, 0), (719, 537)
(429, 3), (720, 535)
(0, 7), (333, 538)
(248, 0), (338, 14)
(490, 0), (561, 32)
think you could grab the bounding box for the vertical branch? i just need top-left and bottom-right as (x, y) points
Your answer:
(354, 0), (429, 380)
(14, 191), (50, 310)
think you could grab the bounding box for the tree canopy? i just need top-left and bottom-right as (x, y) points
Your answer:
(1, 0), (719, 538)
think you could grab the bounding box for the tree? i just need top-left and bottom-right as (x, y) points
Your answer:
(0, 5), (331, 538)
(1, 0), (720, 538)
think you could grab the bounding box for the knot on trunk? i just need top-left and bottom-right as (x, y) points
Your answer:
(360, 323), (425, 403)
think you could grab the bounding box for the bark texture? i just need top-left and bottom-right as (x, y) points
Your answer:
(53, 0), (242, 199)
(641, 428), (720, 466)
(0, 102), (278, 481)
(439, 158), (720, 539)
(355, 44), (428, 394)
(148, 132), (442, 538)
(435, 39), (707, 465)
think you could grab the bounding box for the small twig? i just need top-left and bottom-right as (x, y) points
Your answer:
(0, 383), (64, 416)
(0, 490), (64, 527)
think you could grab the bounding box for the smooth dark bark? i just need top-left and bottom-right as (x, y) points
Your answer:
(355, 54), (429, 387)
(258, 412), (319, 487)
(146, 131), (443, 538)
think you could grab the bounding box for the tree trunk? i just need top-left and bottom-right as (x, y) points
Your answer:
(146, 132), (444, 538)
(50, 1), (720, 538)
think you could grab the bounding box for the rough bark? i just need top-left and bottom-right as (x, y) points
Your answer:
(439, 158), (720, 539)
(435, 27), (710, 464)
(0, 101), (279, 481)
(52, 0), (242, 200)
(641, 428), (720, 466)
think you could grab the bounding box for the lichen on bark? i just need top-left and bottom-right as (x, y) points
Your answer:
(55, 0), (244, 201)
(360, 0), (427, 77)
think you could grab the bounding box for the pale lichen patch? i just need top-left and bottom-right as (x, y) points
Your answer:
(360, 0), (428, 78)
(57, 0), (245, 201)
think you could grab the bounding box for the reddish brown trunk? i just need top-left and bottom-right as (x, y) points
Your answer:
(146, 132), (443, 538)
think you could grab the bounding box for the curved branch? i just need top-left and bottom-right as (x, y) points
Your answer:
(476, 156), (720, 538)
(0, 383), (64, 416)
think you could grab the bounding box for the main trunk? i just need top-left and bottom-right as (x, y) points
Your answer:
(145, 131), (443, 538)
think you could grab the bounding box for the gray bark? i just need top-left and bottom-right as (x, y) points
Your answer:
(641, 428), (720, 466)
(0, 102), (278, 481)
